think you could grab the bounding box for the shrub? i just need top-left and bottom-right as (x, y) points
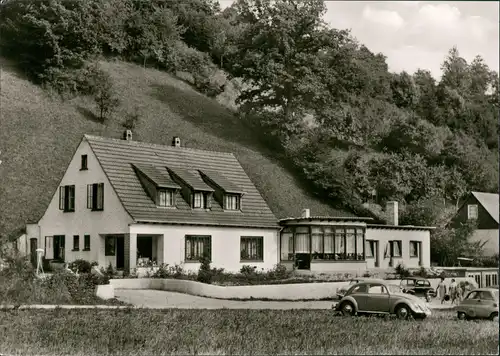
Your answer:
(395, 263), (411, 278)
(197, 255), (213, 284)
(67, 259), (98, 274)
(240, 265), (258, 275)
(412, 266), (429, 278)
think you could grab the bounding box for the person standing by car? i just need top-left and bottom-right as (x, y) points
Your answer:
(437, 277), (448, 304)
(450, 279), (458, 304)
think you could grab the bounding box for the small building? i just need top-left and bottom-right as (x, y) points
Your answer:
(278, 202), (433, 274)
(24, 132), (280, 273)
(450, 191), (499, 256)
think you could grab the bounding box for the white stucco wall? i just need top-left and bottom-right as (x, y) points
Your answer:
(365, 228), (431, 269)
(37, 138), (133, 266)
(129, 224), (279, 273)
(471, 229), (499, 256)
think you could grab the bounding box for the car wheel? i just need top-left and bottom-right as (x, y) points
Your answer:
(489, 312), (498, 322)
(340, 301), (355, 316)
(457, 312), (467, 320)
(395, 304), (411, 320)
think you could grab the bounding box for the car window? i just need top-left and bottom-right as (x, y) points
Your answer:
(404, 280), (414, 286)
(350, 284), (368, 294)
(494, 291), (499, 301)
(415, 280), (430, 287)
(480, 291), (495, 300)
(466, 291), (480, 300)
(368, 285), (387, 294)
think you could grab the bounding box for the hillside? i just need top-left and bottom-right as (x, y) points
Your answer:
(0, 58), (354, 237)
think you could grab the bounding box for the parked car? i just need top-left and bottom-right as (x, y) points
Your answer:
(335, 280), (432, 320)
(336, 278), (386, 300)
(457, 288), (499, 321)
(399, 277), (436, 302)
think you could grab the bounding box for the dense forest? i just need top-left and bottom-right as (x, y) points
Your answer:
(0, 0), (498, 265)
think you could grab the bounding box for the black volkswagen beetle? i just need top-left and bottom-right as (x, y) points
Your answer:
(399, 277), (436, 302)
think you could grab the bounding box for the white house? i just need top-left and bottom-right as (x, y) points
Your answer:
(27, 132), (280, 273)
(21, 132), (433, 275)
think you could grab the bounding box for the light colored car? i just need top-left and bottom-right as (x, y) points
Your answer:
(336, 278), (386, 300)
(457, 288), (499, 321)
(335, 280), (432, 320)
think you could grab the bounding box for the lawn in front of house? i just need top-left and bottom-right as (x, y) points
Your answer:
(1, 309), (497, 355)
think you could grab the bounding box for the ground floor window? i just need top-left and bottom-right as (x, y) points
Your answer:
(409, 241), (420, 258)
(280, 226), (365, 261)
(389, 240), (402, 257)
(105, 236), (116, 256)
(240, 236), (264, 261)
(185, 235), (211, 261)
(365, 240), (376, 258)
(72, 235), (79, 251)
(54, 235), (65, 261)
(84, 235), (90, 251)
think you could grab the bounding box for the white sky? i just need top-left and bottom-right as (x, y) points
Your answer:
(218, 1), (500, 80)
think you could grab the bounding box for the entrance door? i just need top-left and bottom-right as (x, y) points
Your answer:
(30, 238), (38, 267)
(116, 236), (124, 269)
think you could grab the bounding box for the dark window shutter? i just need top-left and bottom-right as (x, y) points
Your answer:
(98, 183), (104, 209)
(87, 184), (93, 209)
(59, 186), (65, 210)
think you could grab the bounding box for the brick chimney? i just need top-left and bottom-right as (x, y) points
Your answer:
(302, 208), (310, 218)
(172, 136), (181, 147)
(386, 201), (399, 226)
(123, 130), (132, 141)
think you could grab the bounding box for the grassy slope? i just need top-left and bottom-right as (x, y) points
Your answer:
(0, 58), (350, 236)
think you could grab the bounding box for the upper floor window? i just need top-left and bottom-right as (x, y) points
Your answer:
(467, 204), (478, 220)
(87, 183), (104, 211)
(158, 189), (174, 207)
(224, 194), (240, 210)
(80, 155), (88, 170)
(193, 191), (209, 209)
(59, 185), (75, 212)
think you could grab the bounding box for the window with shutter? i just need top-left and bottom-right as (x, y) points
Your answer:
(59, 185), (75, 212)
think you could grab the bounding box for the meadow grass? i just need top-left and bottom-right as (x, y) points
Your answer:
(1, 309), (497, 355)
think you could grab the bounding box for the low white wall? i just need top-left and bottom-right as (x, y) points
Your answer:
(96, 285), (115, 300)
(110, 276), (480, 301)
(110, 278), (344, 300)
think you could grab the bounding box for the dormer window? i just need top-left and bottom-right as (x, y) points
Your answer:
(193, 191), (211, 209)
(193, 192), (203, 208)
(81, 155), (88, 170)
(158, 189), (174, 207)
(224, 194), (240, 210)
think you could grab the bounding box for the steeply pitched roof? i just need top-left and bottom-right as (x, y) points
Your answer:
(471, 191), (499, 224)
(85, 135), (279, 228)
